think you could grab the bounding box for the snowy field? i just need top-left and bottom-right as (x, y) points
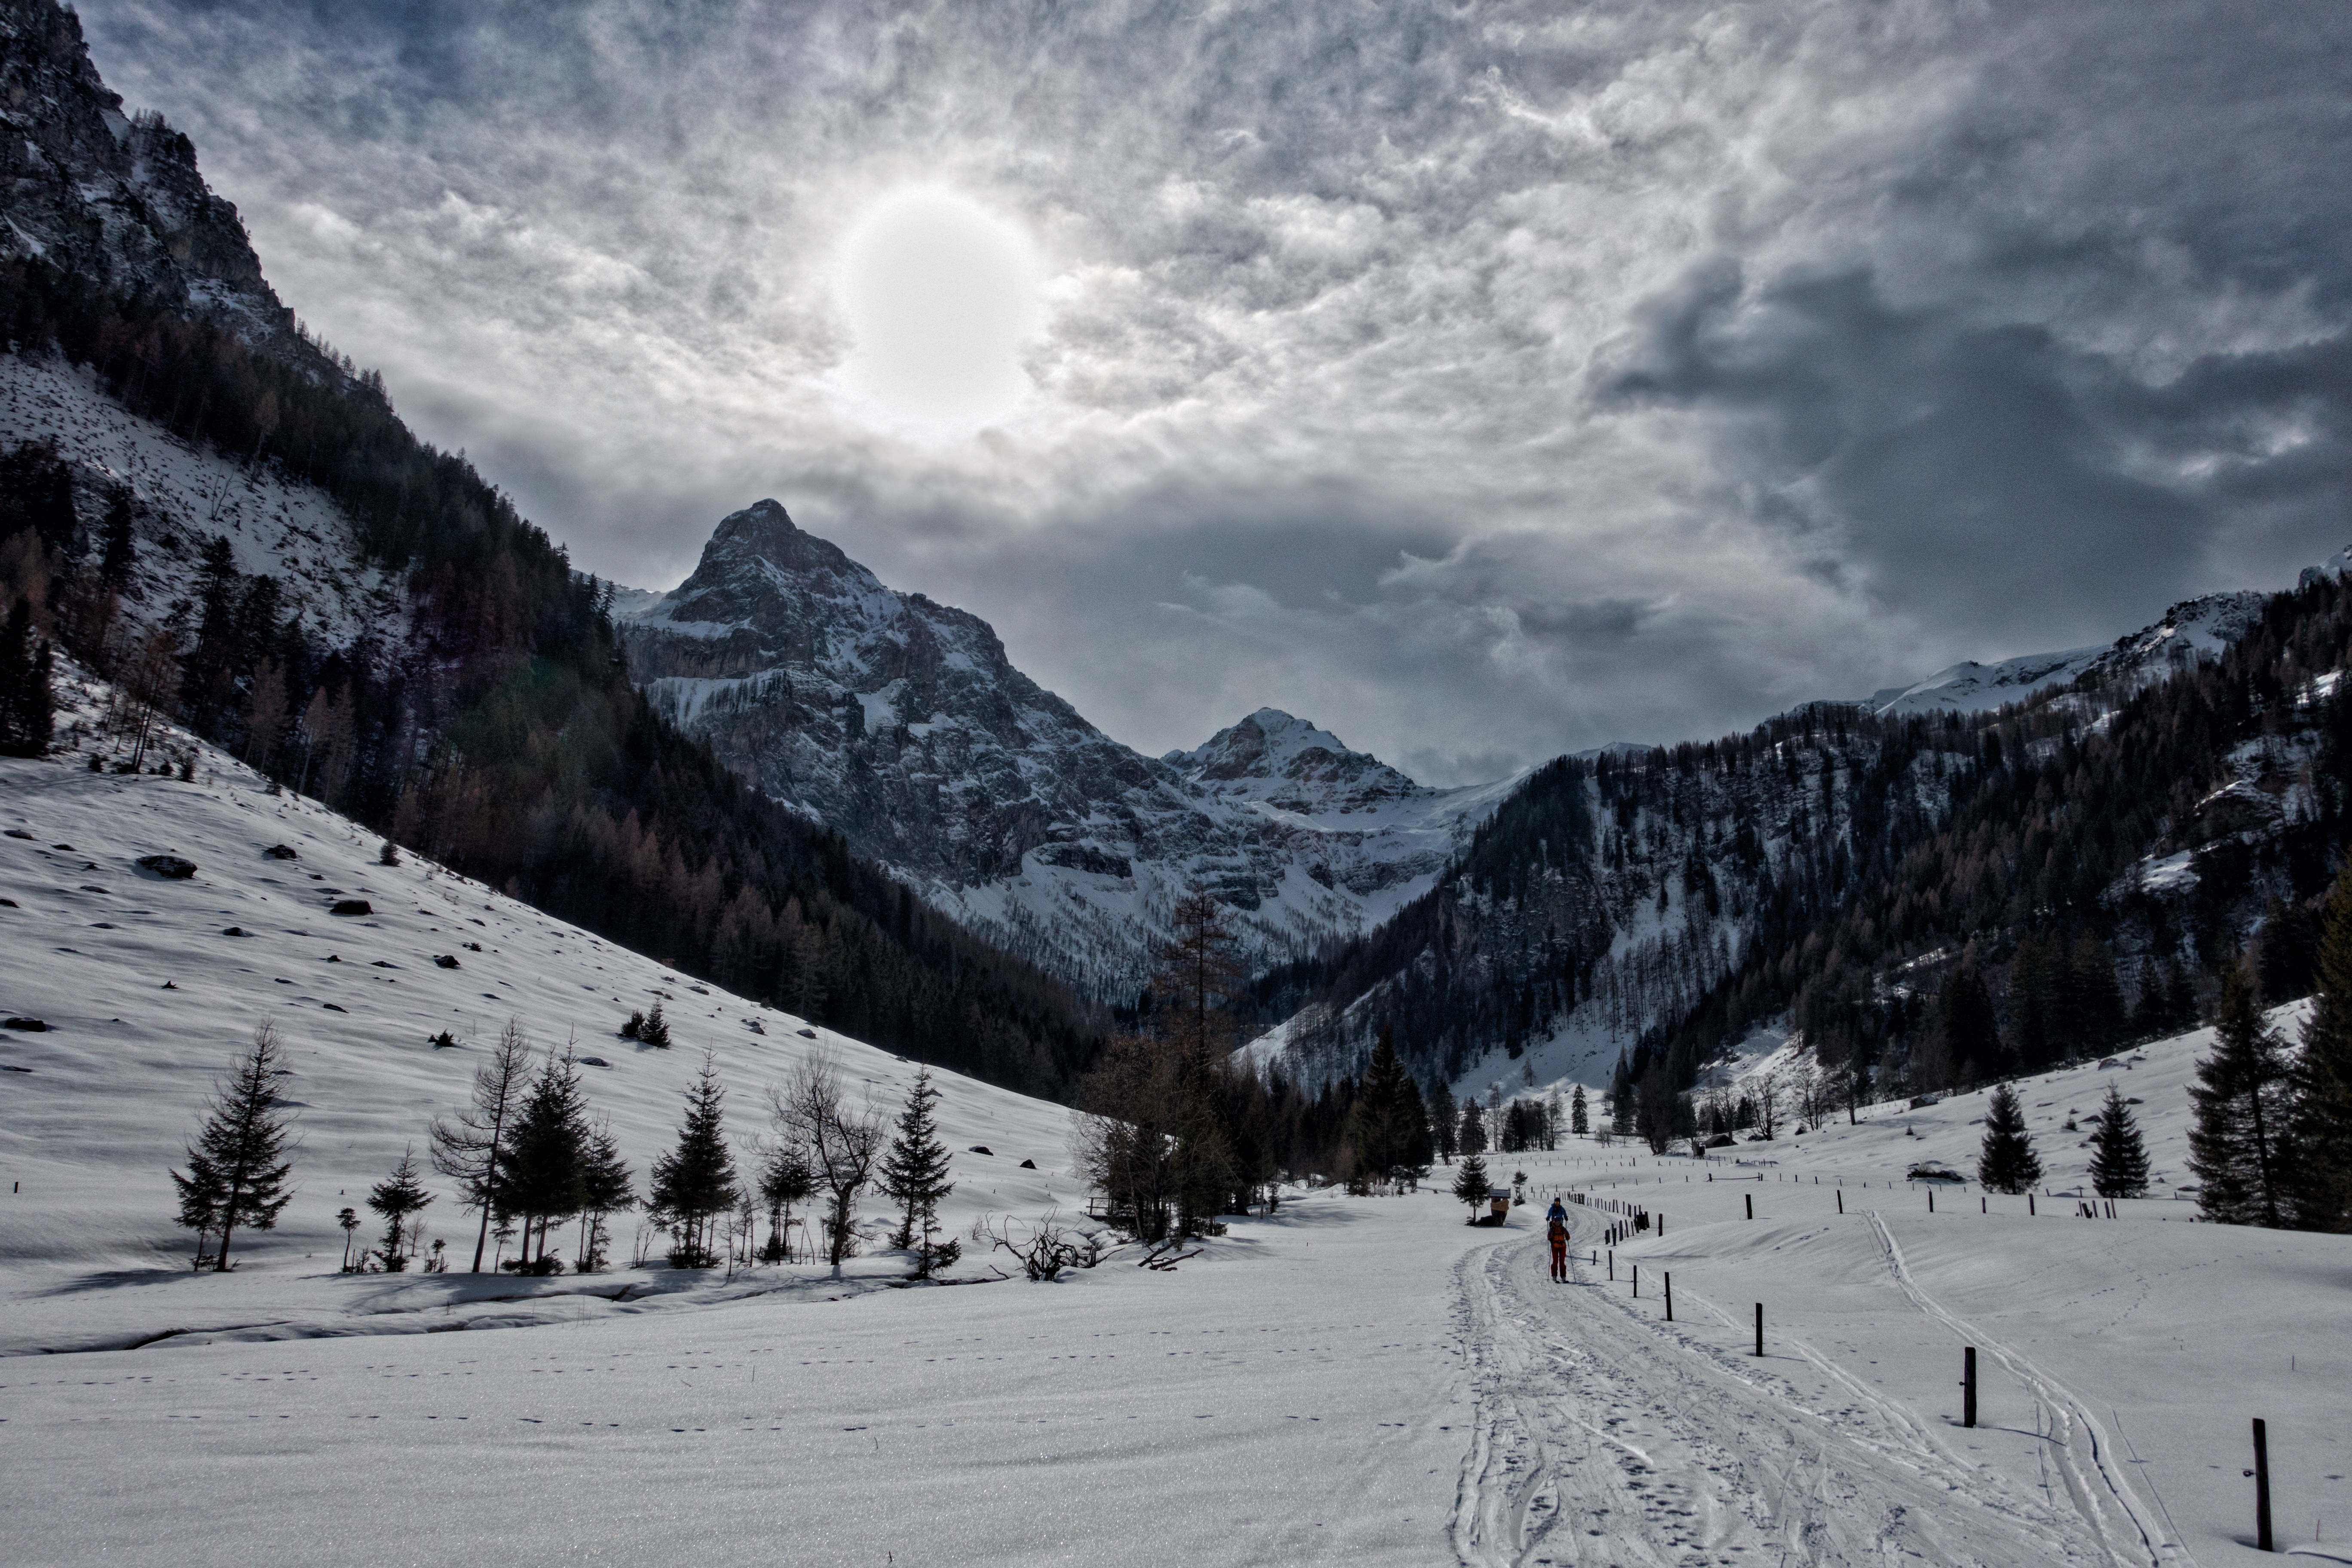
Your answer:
(4, 714), (2351, 1565)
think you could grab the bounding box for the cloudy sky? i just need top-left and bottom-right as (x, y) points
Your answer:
(80, 0), (2352, 783)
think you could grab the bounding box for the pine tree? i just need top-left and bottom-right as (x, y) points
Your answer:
(1430, 1081), (1459, 1162)
(170, 1023), (299, 1271)
(496, 1049), (591, 1269)
(2086, 1084), (2151, 1199)
(366, 1145), (434, 1271)
(1919, 967), (1988, 1090)
(2187, 963), (2291, 1227)
(2068, 936), (2125, 1057)
(0, 597), (52, 757)
(429, 1019), (534, 1272)
(575, 1120), (634, 1273)
(650, 1050), (739, 1268)
(2004, 936), (2060, 1072)
(1344, 1028), (1421, 1188)
(97, 487), (135, 590)
(2289, 861), (2352, 1232)
(878, 1067), (958, 1276)
(757, 1141), (814, 1262)
(1451, 1152), (1491, 1220)
(1975, 1082), (2043, 1194)
(1457, 1099), (1488, 1156)
(1570, 1083), (1589, 1136)
(638, 1000), (672, 1049)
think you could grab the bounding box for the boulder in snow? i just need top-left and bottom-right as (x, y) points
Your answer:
(135, 854), (197, 879)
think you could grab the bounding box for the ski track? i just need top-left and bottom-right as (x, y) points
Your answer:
(1450, 1203), (2181, 1568)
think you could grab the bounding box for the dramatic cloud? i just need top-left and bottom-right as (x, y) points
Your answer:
(76, 0), (2352, 781)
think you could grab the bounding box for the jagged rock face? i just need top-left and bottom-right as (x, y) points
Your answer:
(617, 503), (1513, 997)
(0, 0), (294, 347)
(622, 499), (1198, 891)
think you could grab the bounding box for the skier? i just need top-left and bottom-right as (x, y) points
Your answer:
(1545, 1201), (1571, 1283)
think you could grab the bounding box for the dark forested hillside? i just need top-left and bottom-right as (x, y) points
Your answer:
(0, 0), (1100, 1096)
(1274, 580), (2352, 1118)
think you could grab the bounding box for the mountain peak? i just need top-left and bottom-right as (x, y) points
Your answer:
(698, 498), (857, 579)
(1166, 707), (1436, 812)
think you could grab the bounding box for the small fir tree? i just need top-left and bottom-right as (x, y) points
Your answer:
(878, 1068), (959, 1276)
(1975, 1082), (2043, 1194)
(575, 1119), (634, 1272)
(2290, 861), (2352, 1232)
(366, 1145), (434, 1271)
(758, 1141), (814, 1262)
(1570, 1083), (1589, 1136)
(1430, 1082), (1458, 1163)
(2086, 1084), (2150, 1199)
(638, 1000), (673, 1049)
(1452, 1152), (1491, 1220)
(2188, 963), (2291, 1227)
(169, 1023), (299, 1271)
(650, 1050), (739, 1267)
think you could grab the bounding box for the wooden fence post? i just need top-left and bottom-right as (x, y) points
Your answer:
(1754, 1302), (1763, 1357)
(1665, 1271), (1674, 1322)
(1746, 1193), (1754, 1220)
(1963, 1346), (1976, 1428)
(2254, 1417), (2274, 1552)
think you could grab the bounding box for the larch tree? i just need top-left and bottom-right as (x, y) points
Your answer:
(170, 1022), (299, 1271)
(2291, 861), (2352, 1232)
(366, 1145), (434, 1271)
(1975, 1082), (2043, 1195)
(2188, 963), (2292, 1227)
(2086, 1084), (2151, 1199)
(429, 1018), (533, 1272)
(649, 1050), (740, 1268)
(879, 1067), (959, 1277)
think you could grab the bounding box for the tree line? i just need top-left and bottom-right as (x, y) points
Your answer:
(172, 1016), (963, 1277)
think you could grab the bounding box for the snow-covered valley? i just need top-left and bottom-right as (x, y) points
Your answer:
(4, 703), (2346, 1565)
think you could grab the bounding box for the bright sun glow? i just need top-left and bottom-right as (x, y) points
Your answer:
(834, 187), (1044, 434)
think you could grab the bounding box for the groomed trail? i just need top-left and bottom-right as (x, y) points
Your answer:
(1450, 1208), (2182, 1568)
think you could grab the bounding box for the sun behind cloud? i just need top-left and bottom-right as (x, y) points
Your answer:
(832, 187), (1045, 436)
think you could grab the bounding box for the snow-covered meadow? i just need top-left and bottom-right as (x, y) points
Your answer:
(4, 709), (2350, 1565)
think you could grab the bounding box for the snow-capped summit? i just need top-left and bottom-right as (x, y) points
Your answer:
(614, 508), (1514, 997)
(1164, 707), (1433, 815)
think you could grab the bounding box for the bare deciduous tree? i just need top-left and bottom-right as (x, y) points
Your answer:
(768, 1053), (884, 1270)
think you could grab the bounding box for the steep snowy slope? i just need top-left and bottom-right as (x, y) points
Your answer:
(617, 503), (1512, 998)
(0, 670), (1083, 1331)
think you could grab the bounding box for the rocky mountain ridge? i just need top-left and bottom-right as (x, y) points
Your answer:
(0, 0), (304, 356)
(616, 502), (1515, 999)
